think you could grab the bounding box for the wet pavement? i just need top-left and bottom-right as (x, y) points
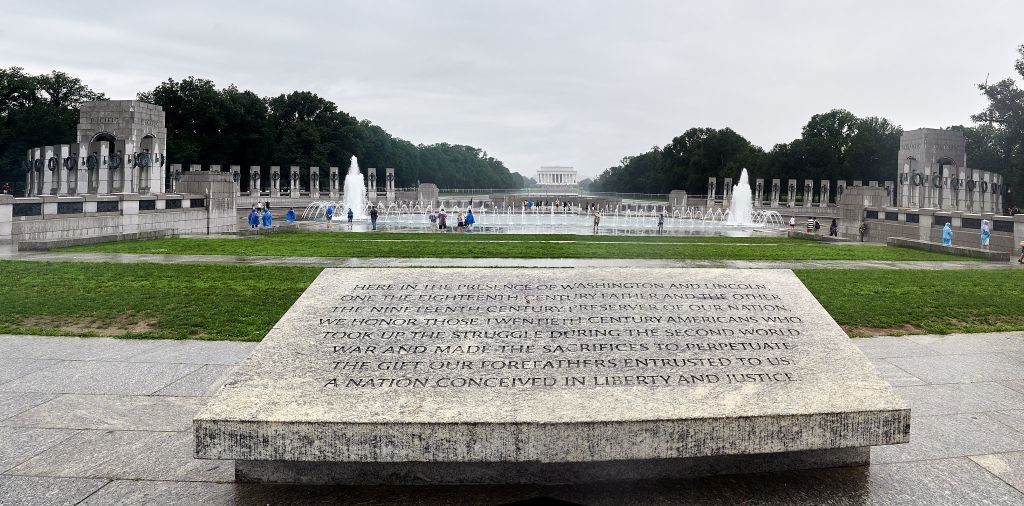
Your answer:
(2, 332), (1024, 505)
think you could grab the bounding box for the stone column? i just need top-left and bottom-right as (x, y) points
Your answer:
(722, 177), (733, 206)
(995, 173), (1004, 213)
(69, 144), (85, 196)
(250, 166), (261, 197)
(25, 149), (34, 197)
(801, 179), (812, 207)
(386, 168), (395, 203)
(981, 172), (992, 212)
(310, 167), (320, 199)
(368, 168), (377, 203)
(0, 194), (12, 253)
(209, 164), (221, 173)
(754, 178), (764, 207)
(230, 165), (241, 197)
(290, 166), (300, 198)
(329, 167), (339, 198)
(55, 145), (70, 195)
(819, 180), (829, 207)
(706, 177), (716, 208)
(852, 180), (862, 187)
(787, 179), (797, 207)
(270, 166), (281, 197)
(168, 164), (181, 193)
(883, 181), (895, 207)
(98, 142), (114, 194)
(40, 146), (55, 195)
(770, 179), (780, 208)
(189, 164), (201, 172)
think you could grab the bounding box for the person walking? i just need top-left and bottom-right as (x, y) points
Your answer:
(456, 211), (465, 232)
(829, 219), (838, 237)
(657, 213), (665, 233)
(438, 208), (448, 231)
(813, 219), (821, 234)
(262, 208), (272, 229)
(247, 207), (259, 230)
(788, 216), (796, 228)
(806, 217), (814, 232)
(285, 207), (296, 223)
(325, 205), (335, 229)
(465, 208), (475, 229)
(942, 222), (953, 246)
(1018, 240), (1024, 264)
(593, 210), (602, 233)
(347, 208), (354, 230)
(369, 206), (379, 231)
(981, 220), (991, 250)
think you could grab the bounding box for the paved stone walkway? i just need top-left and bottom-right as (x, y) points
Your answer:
(2, 333), (1024, 505)
(2, 250), (1019, 269)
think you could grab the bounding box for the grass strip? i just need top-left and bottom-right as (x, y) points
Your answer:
(0, 261), (322, 341)
(794, 268), (1024, 337)
(1, 261), (1020, 341)
(60, 232), (971, 262)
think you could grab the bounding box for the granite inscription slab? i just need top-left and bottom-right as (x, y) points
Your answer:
(195, 268), (910, 484)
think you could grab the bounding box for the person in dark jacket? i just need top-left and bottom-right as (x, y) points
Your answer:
(369, 206), (379, 231)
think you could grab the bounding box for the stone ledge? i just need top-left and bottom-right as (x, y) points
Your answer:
(17, 229), (174, 250)
(886, 237), (1010, 261)
(234, 447), (870, 485)
(787, 230), (851, 242)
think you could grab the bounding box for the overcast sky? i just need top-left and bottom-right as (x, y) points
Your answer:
(2, 1), (1022, 178)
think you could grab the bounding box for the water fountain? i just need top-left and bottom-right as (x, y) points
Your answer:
(726, 168), (754, 225)
(343, 156), (368, 220)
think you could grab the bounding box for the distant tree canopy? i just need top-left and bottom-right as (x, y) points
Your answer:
(970, 44), (1024, 207)
(0, 71), (523, 190)
(591, 110), (903, 194)
(0, 67), (106, 187)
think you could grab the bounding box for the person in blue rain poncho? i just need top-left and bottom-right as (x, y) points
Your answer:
(465, 208), (475, 228)
(285, 208), (296, 223)
(942, 222), (952, 246)
(247, 207), (259, 230)
(981, 220), (991, 250)
(262, 208), (272, 228)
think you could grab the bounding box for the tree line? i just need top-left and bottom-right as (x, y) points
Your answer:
(0, 70), (527, 191)
(593, 44), (1024, 208)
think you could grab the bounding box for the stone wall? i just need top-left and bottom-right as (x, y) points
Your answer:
(0, 174), (236, 251)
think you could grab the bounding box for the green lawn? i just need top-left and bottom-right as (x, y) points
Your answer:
(58, 232), (973, 262)
(794, 269), (1024, 337)
(1, 261), (1020, 340)
(0, 261), (321, 341)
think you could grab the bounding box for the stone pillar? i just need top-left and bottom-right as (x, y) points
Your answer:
(250, 166), (261, 197)
(329, 167), (339, 198)
(754, 178), (764, 207)
(209, 164), (221, 173)
(386, 168), (396, 203)
(706, 177), (716, 208)
(270, 166), (281, 197)
(0, 193), (12, 253)
(722, 177), (733, 207)
(917, 209), (934, 241)
(787, 179), (797, 207)
(310, 167), (320, 199)
(981, 172), (992, 212)
(25, 149), (34, 197)
(852, 180), (862, 187)
(819, 180), (829, 207)
(770, 179), (780, 207)
(40, 146), (55, 195)
(55, 145), (70, 195)
(803, 179), (814, 207)
(995, 173), (1004, 213)
(368, 168), (377, 203)
(69, 144), (84, 196)
(168, 164), (181, 193)
(97, 142), (114, 194)
(290, 166), (300, 198)
(230, 165), (241, 197)
(189, 164), (201, 172)
(883, 181), (895, 207)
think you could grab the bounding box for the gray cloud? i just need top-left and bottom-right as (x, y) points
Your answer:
(2, 0), (1021, 178)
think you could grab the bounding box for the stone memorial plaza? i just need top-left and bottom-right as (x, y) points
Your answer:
(4, 100), (1024, 505)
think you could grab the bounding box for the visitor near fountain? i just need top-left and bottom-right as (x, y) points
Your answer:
(285, 208), (296, 223)
(593, 210), (602, 232)
(466, 208), (475, 228)
(347, 208), (354, 229)
(981, 220), (991, 249)
(829, 219), (838, 237)
(370, 206), (379, 231)
(325, 205), (334, 229)
(262, 208), (272, 229)
(658, 213), (665, 233)
(942, 223), (953, 246)
(438, 209), (448, 230)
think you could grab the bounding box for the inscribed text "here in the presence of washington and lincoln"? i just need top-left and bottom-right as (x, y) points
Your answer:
(320, 281), (805, 390)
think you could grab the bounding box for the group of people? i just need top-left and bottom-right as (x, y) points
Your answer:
(788, 216), (839, 237)
(428, 208), (475, 232)
(523, 200), (571, 210)
(323, 206), (377, 230)
(942, 220), (992, 250)
(247, 204), (273, 230)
